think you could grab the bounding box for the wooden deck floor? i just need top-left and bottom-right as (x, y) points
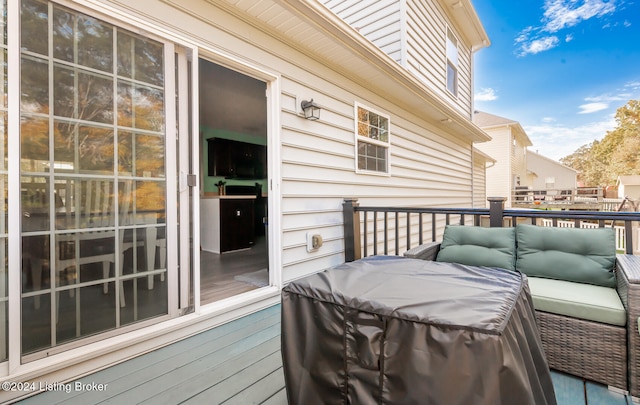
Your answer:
(16, 304), (633, 405)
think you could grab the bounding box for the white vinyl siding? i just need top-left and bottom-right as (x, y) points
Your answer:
(324, 0), (474, 116)
(474, 127), (513, 207)
(512, 135), (527, 193)
(527, 152), (577, 190)
(322, 0), (404, 63)
(404, 0), (473, 115)
(280, 83), (472, 281)
(472, 154), (487, 208)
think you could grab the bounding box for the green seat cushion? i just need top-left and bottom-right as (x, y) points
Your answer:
(516, 224), (616, 288)
(436, 225), (516, 271)
(527, 277), (626, 326)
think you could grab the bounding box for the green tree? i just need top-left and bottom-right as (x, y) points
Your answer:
(561, 100), (640, 186)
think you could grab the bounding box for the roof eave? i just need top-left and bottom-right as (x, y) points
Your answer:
(277, 0), (490, 143)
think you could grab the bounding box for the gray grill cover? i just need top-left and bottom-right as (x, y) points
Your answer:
(281, 257), (556, 405)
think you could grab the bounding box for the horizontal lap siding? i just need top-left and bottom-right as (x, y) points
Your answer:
(322, 0), (403, 64)
(406, 0), (473, 116)
(280, 73), (472, 280)
(473, 158), (487, 208)
(475, 129), (511, 205)
(120, 0), (475, 283)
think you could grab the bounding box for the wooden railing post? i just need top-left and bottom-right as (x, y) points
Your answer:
(597, 186), (603, 203)
(343, 198), (361, 262)
(487, 197), (507, 228)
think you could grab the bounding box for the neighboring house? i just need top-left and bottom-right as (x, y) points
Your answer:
(473, 148), (496, 208)
(617, 175), (640, 201)
(525, 150), (578, 192)
(1, 0), (490, 399)
(472, 110), (533, 207)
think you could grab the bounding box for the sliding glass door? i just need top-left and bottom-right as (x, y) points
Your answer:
(18, 0), (173, 359)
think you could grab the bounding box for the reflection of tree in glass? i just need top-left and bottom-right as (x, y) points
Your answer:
(20, 115), (49, 163)
(136, 181), (166, 219)
(136, 135), (165, 177)
(20, 56), (49, 114)
(117, 84), (164, 132)
(118, 33), (164, 86)
(21, 0), (49, 56)
(54, 66), (114, 123)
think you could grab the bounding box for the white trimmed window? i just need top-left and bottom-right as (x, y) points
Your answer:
(545, 177), (556, 189)
(446, 27), (458, 96)
(355, 103), (390, 174)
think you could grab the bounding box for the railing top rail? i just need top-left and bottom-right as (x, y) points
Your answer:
(503, 209), (640, 221)
(353, 205), (640, 221)
(354, 206), (490, 215)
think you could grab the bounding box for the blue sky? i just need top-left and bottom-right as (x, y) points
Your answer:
(472, 0), (640, 161)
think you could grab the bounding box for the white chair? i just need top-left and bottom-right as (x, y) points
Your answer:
(55, 179), (125, 317)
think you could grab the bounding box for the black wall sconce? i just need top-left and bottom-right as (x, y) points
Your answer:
(301, 99), (321, 121)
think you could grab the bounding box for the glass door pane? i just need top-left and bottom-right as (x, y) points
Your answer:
(20, 0), (168, 356)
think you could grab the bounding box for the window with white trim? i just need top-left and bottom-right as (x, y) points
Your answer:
(446, 27), (458, 96)
(545, 177), (556, 189)
(355, 104), (390, 174)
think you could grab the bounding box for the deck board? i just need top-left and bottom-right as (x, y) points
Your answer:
(184, 351), (283, 404)
(585, 381), (629, 405)
(95, 318), (280, 404)
(551, 372), (586, 405)
(139, 337), (280, 404)
(16, 304), (635, 405)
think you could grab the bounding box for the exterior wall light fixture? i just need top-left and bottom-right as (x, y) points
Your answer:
(301, 99), (321, 121)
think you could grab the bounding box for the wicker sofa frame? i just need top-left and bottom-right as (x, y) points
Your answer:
(404, 242), (640, 397)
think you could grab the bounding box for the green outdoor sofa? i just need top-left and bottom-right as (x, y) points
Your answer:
(404, 223), (640, 397)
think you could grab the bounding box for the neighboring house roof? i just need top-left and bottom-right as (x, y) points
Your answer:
(472, 147), (496, 163)
(527, 149), (578, 173)
(617, 175), (640, 186)
(472, 110), (518, 127)
(472, 110), (533, 147)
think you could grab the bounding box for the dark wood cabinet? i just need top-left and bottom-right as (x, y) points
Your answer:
(219, 199), (255, 252)
(200, 197), (256, 253)
(208, 138), (266, 179)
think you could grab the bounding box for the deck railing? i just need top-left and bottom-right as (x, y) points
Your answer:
(343, 197), (640, 262)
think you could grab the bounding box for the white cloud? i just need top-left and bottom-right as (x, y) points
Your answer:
(475, 88), (498, 101)
(542, 0), (617, 32)
(519, 36), (560, 55)
(624, 81), (640, 91)
(542, 117), (556, 123)
(578, 82), (640, 113)
(584, 94), (628, 103)
(524, 115), (616, 160)
(578, 102), (609, 114)
(515, 0), (621, 56)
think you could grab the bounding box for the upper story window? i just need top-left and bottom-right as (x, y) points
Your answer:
(355, 103), (390, 174)
(446, 28), (458, 97)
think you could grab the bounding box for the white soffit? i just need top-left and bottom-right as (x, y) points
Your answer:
(214, 0), (490, 143)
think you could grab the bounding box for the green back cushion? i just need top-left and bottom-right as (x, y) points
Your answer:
(436, 225), (516, 271)
(516, 224), (616, 287)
